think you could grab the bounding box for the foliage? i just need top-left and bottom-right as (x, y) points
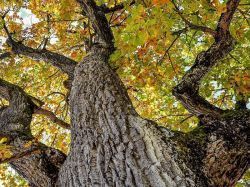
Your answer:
(0, 0), (249, 186)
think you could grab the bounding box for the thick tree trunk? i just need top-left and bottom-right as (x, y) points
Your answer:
(57, 53), (197, 186)
(56, 51), (249, 187)
(1, 51), (248, 187)
(1, 1), (249, 186)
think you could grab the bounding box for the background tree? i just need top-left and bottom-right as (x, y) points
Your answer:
(0, 0), (249, 186)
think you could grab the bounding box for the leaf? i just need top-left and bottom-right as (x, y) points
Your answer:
(24, 141), (33, 148)
(0, 137), (8, 144)
(71, 51), (77, 58)
(153, 0), (170, 5)
(0, 18), (4, 29)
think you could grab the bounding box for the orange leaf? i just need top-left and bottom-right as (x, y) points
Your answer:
(71, 51), (77, 58)
(153, 0), (170, 5)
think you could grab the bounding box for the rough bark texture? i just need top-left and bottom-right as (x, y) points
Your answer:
(172, 111), (249, 186)
(10, 140), (66, 187)
(57, 53), (197, 186)
(0, 0), (249, 186)
(55, 51), (249, 187)
(0, 79), (67, 187)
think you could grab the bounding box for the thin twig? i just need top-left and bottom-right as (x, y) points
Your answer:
(158, 35), (180, 65)
(34, 107), (70, 129)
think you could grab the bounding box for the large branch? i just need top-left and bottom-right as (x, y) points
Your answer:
(8, 138), (66, 187)
(0, 78), (67, 186)
(76, 0), (115, 52)
(0, 78), (70, 129)
(0, 138), (66, 186)
(0, 78), (32, 114)
(170, 109), (249, 186)
(6, 39), (77, 80)
(0, 79), (69, 131)
(173, 0), (240, 117)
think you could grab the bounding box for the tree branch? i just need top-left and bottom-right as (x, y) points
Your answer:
(171, 0), (217, 37)
(34, 107), (71, 129)
(6, 39), (77, 80)
(0, 144), (40, 164)
(9, 138), (67, 187)
(76, 0), (115, 53)
(0, 78), (70, 129)
(1, 16), (77, 82)
(0, 52), (11, 60)
(0, 78), (32, 107)
(158, 34), (180, 64)
(216, 0), (240, 37)
(173, 0), (240, 117)
(237, 8), (250, 26)
(0, 78), (67, 186)
(100, 0), (135, 13)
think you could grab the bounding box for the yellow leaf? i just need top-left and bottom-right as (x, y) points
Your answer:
(0, 137), (8, 144)
(24, 141), (33, 148)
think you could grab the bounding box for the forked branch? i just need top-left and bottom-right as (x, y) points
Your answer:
(173, 0), (240, 117)
(76, 0), (115, 53)
(171, 1), (217, 37)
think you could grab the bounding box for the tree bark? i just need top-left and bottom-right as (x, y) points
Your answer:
(171, 111), (249, 186)
(55, 51), (249, 187)
(0, 79), (66, 187)
(57, 52), (197, 186)
(0, 0), (249, 186)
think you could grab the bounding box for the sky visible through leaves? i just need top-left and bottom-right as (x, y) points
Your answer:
(0, 0), (249, 186)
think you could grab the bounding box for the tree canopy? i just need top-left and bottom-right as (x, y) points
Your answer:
(0, 0), (249, 186)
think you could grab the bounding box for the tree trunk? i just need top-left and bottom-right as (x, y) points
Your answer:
(1, 1), (249, 186)
(56, 51), (249, 186)
(57, 52), (197, 187)
(1, 50), (248, 187)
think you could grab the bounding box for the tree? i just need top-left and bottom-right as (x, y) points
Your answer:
(0, 0), (249, 186)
